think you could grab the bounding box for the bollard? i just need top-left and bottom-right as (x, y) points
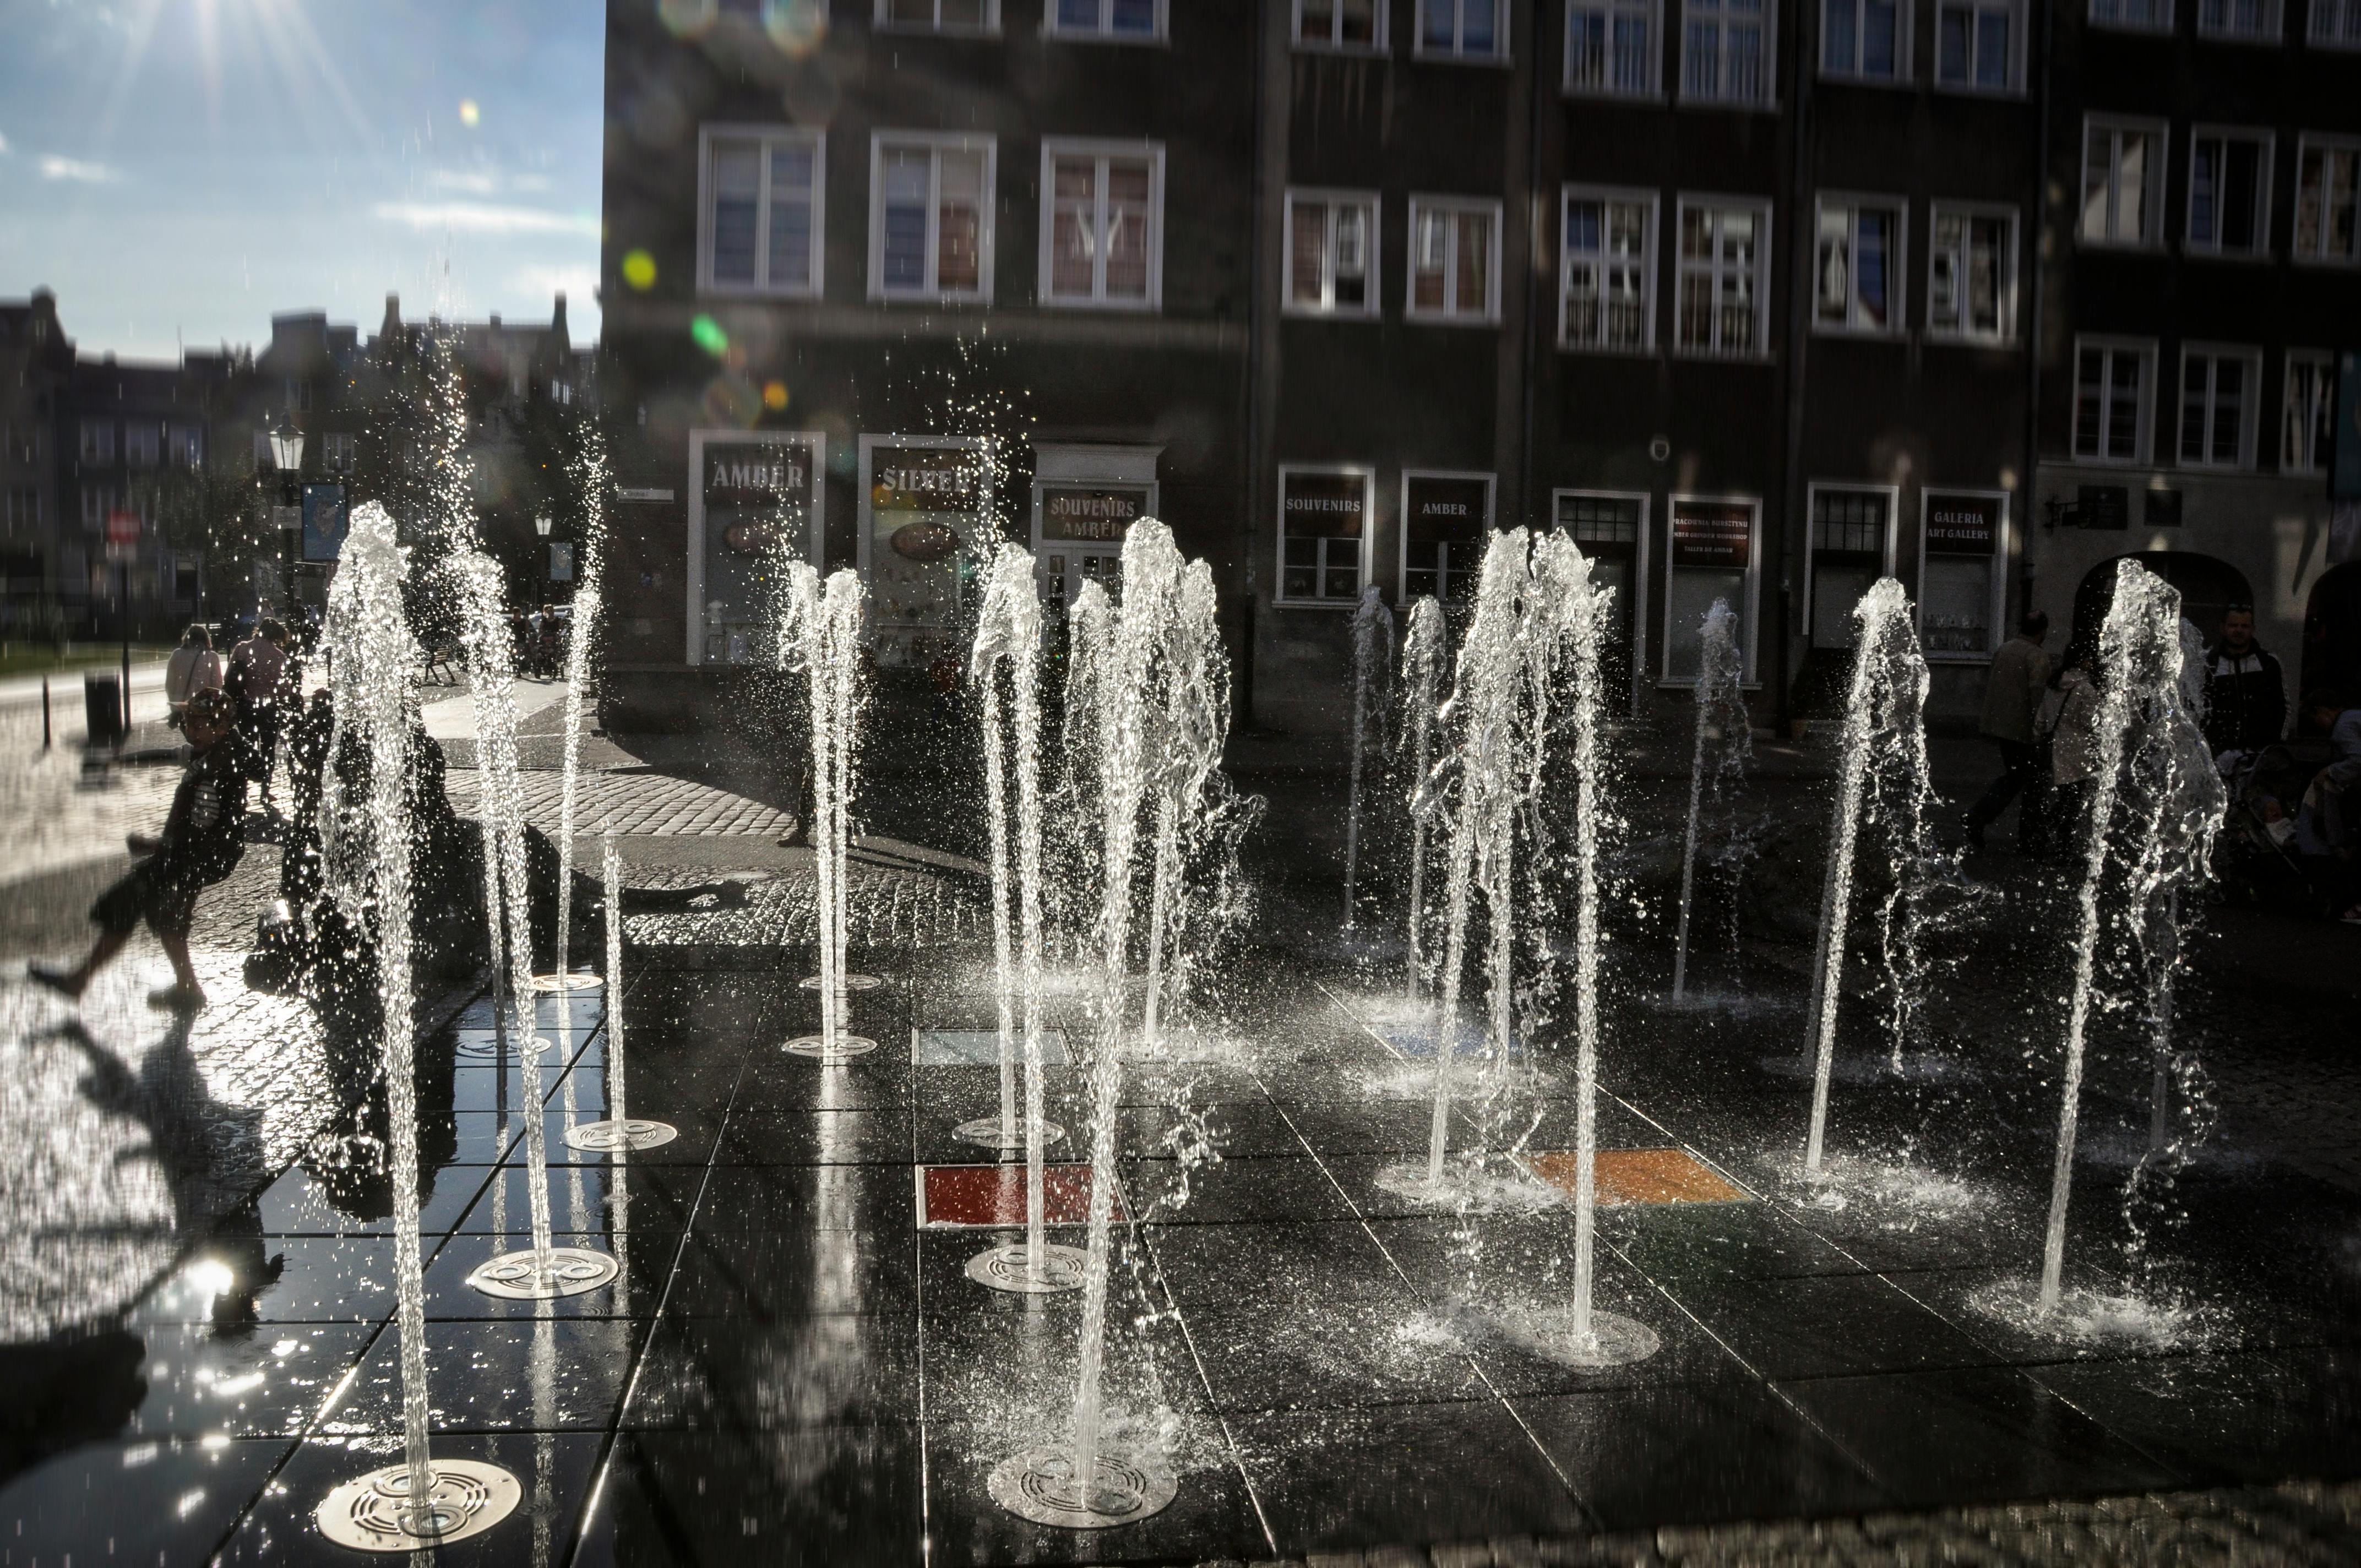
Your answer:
(42, 677), (51, 748)
(121, 645), (132, 731)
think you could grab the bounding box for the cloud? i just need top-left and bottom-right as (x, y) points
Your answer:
(513, 264), (598, 303)
(371, 200), (596, 236)
(0, 132), (10, 154)
(39, 155), (119, 183)
(426, 168), (502, 196)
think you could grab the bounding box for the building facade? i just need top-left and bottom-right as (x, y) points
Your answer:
(2028, 0), (2361, 715)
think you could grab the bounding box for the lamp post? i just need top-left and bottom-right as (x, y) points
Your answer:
(268, 417), (304, 622)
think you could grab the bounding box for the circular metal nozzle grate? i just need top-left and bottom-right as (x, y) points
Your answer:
(531, 972), (605, 993)
(966, 1242), (1089, 1295)
(464, 1246), (620, 1300)
(314, 1458), (521, 1551)
(951, 1117), (1065, 1151)
(799, 972), (885, 992)
(988, 1443), (1176, 1529)
(564, 1118), (679, 1152)
(784, 1035), (878, 1061)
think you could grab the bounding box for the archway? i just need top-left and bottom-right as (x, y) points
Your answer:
(2068, 551), (2253, 669)
(2300, 562), (2361, 733)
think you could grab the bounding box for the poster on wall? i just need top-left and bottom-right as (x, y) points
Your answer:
(864, 440), (989, 669)
(695, 433), (820, 666)
(301, 484), (347, 562)
(1669, 501), (1752, 568)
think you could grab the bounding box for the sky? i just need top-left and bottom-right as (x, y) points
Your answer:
(0, 0), (606, 361)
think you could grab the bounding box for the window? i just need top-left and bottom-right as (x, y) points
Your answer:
(1807, 485), (1894, 649)
(1566, 0), (1660, 93)
(1823, 0), (1902, 80)
(5, 488), (39, 533)
(1918, 491), (2007, 660)
(1286, 190), (1380, 317)
(1407, 198), (1503, 323)
(1295, 0), (1384, 49)
(2196, 0), (2279, 38)
(1663, 496), (1760, 681)
(284, 378), (312, 413)
(1935, 0), (2016, 89)
(1676, 198), (1770, 356)
(2081, 117), (2168, 248)
(6, 423), (39, 464)
(1401, 472), (1495, 604)
(2179, 345), (2260, 468)
(2311, 0), (2361, 43)
(2072, 338), (2155, 464)
(879, 0), (997, 29)
(1927, 205), (2017, 342)
(1040, 141), (1163, 309)
(168, 426), (202, 469)
(323, 432), (357, 474)
(701, 128), (824, 297)
(1682, 0), (1772, 105)
(1419, 0), (1506, 57)
(1277, 466), (1370, 605)
(1562, 188), (1657, 351)
(79, 421), (113, 465)
(80, 483), (116, 530)
(1814, 195), (1906, 334)
(2294, 138), (2360, 264)
(2186, 129), (2272, 257)
(123, 423), (159, 470)
(2089, 0), (2171, 28)
(870, 134), (994, 303)
(1047, 0), (1162, 38)
(2283, 351), (2335, 472)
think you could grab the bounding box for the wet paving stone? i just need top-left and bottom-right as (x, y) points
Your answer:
(0, 1435), (295, 1567)
(315, 1316), (644, 1435)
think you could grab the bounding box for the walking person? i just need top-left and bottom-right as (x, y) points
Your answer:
(163, 623), (225, 728)
(2048, 647), (2106, 863)
(226, 617), (291, 818)
(2200, 604), (2287, 758)
(1962, 611), (2052, 853)
(30, 689), (254, 1011)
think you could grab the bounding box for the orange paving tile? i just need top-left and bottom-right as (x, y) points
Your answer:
(1526, 1147), (1751, 1207)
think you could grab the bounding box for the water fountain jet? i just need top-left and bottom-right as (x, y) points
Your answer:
(1342, 583), (1395, 932)
(1669, 599), (1750, 1002)
(779, 564), (880, 1061)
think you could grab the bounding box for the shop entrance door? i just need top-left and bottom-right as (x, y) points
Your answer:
(1038, 546), (1123, 618)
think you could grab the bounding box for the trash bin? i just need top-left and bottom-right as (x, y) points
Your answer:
(84, 672), (124, 747)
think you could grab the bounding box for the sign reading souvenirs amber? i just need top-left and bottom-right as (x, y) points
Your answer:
(1669, 501), (1753, 568)
(1404, 476), (1490, 544)
(1281, 470), (1367, 537)
(1040, 486), (1147, 543)
(1923, 492), (2001, 557)
(871, 445), (983, 511)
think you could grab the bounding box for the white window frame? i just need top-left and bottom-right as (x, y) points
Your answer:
(1293, 0), (1389, 52)
(2071, 335), (2158, 466)
(1559, 185), (1659, 353)
(2177, 342), (2263, 470)
(1275, 462), (1374, 609)
(869, 132), (995, 305)
(2088, 0), (2173, 31)
(1397, 469), (1499, 603)
(874, 0), (1002, 34)
(1932, 0), (2025, 94)
(1679, 0), (1776, 107)
(1553, 487), (1653, 702)
(1565, 0), (1663, 96)
(1405, 196), (1506, 326)
(1813, 193), (1909, 337)
(2080, 115), (2170, 251)
(1037, 138), (1166, 312)
(1043, 0), (1168, 42)
(1283, 188), (1383, 319)
(1820, 0), (1910, 84)
(1416, 0), (1513, 61)
(2293, 134), (2361, 266)
(2282, 349), (2336, 473)
(1660, 492), (1763, 685)
(698, 126), (828, 299)
(1925, 202), (2019, 345)
(2184, 126), (2275, 260)
(1804, 481), (1901, 652)
(322, 432), (357, 475)
(1914, 488), (2012, 665)
(1673, 194), (1773, 359)
(2310, 0), (2361, 45)
(2194, 0), (2281, 41)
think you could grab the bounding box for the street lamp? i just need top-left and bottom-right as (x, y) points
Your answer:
(268, 417), (304, 619)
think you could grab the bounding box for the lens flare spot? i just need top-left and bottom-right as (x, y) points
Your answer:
(621, 250), (658, 291)
(690, 314), (729, 357)
(657, 0), (718, 36)
(702, 375), (763, 429)
(762, 380), (790, 411)
(458, 99), (481, 128)
(764, 0), (829, 55)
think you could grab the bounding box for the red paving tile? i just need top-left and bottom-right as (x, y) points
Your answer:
(919, 1163), (1124, 1228)
(1527, 1147), (1751, 1207)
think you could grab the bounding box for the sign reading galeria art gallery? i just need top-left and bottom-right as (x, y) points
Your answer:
(1923, 491), (2001, 556)
(1281, 470), (1368, 536)
(1040, 486), (1148, 543)
(1669, 500), (1753, 568)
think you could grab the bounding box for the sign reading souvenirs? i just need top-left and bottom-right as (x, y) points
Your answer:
(1923, 492), (2000, 556)
(698, 433), (821, 666)
(1403, 475), (1490, 543)
(1669, 500), (1753, 568)
(1281, 470), (1367, 537)
(1040, 486), (1149, 544)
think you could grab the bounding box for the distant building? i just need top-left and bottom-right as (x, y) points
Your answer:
(2027, 0), (2361, 718)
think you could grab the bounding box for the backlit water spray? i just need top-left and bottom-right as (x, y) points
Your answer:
(1671, 600), (1749, 1001)
(1399, 595), (1445, 999)
(780, 564), (877, 1061)
(1342, 584), (1395, 931)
